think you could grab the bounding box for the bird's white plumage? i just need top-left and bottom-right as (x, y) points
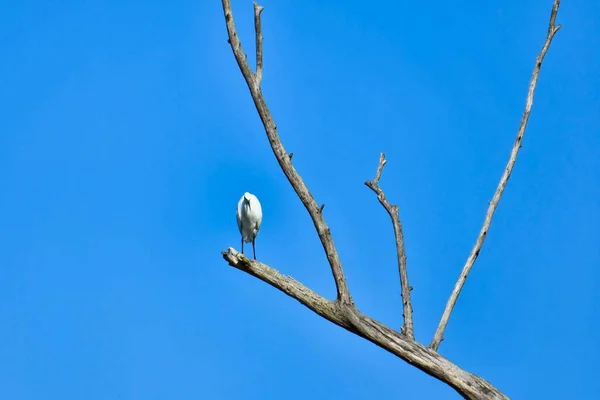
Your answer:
(236, 192), (262, 244)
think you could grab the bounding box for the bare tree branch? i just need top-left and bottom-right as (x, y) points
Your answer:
(220, 0), (352, 305)
(220, 0), (561, 398)
(222, 248), (508, 400)
(429, 0), (562, 351)
(253, 2), (264, 85)
(365, 153), (414, 339)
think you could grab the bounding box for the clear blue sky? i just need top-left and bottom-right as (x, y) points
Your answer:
(1, 0), (599, 398)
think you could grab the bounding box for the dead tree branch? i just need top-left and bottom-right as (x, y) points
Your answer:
(222, 248), (508, 400)
(365, 153), (414, 339)
(219, 0), (561, 398)
(429, 0), (562, 351)
(221, 0), (352, 305)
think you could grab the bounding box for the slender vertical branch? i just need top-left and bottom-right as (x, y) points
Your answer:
(221, 0), (352, 304)
(253, 2), (264, 85)
(365, 153), (414, 339)
(429, 0), (562, 351)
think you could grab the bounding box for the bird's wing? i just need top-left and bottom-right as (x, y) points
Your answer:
(250, 195), (262, 223)
(236, 211), (242, 232)
(236, 196), (244, 233)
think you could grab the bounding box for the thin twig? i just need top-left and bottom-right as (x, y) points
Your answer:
(365, 153), (414, 339)
(220, 0), (352, 304)
(253, 2), (264, 85)
(222, 248), (508, 400)
(429, 0), (562, 351)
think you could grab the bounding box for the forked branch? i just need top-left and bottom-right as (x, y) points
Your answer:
(220, 0), (352, 305)
(429, 0), (562, 351)
(365, 153), (414, 339)
(220, 0), (561, 398)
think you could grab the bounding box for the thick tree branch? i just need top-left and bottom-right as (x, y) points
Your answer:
(220, 0), (352, 304)
(429, 0), (562, 351)
(222, 248), (508, 400)
(365, 153), (414, 339)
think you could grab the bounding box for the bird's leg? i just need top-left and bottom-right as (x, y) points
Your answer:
(241, 238), (244, 255)
(252, 240), (256, 260)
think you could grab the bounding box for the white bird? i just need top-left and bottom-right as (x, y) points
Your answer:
(236, 192), (263, 259)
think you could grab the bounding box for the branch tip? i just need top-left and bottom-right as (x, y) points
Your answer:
(371, 152), (387, 185)
(253, 2), (264, 85)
